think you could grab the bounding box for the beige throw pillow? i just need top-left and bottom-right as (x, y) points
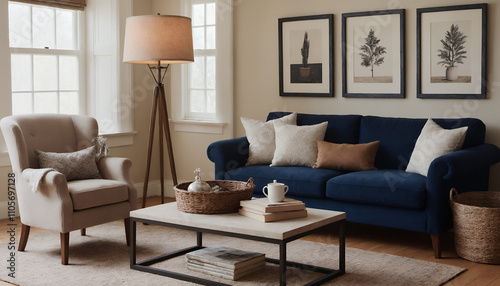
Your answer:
(36, 146), (102, 181)
(271, 121), (328, 167)
(241, 112), (297, 165)
(313, 140), (380, 171)
(406, 119), (468, 176)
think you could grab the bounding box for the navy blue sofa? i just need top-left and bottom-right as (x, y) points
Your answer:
(207, 112), (500, 258)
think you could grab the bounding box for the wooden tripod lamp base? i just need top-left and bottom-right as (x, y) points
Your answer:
(141, 64), (178, 208)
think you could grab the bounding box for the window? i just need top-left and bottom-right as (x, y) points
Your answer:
(186, 0), (217, 120)
(173, 0), (232, 134)
(7, 0), (134, 136)
(8, 2), (84, 115)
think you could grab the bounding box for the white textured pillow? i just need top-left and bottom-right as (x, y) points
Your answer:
(406, 119), (468, 176)
(36, 146), (102, 181)
(241, 112), (297, 165)
(271, 121), (328, 167)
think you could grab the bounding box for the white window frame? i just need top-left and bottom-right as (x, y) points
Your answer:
(1, 0), (135, 167)
(172, 0), (233, 135)
(86, 0), (134, 137)
(185, 0), (216, 120)
(8, 2), (86, 115)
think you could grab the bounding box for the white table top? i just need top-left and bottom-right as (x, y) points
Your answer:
(130, 202), (345, 240)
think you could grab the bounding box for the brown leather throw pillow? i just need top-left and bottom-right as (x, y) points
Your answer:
(313, 140), (380, 171)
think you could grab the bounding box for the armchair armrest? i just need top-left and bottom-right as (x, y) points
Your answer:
(428, 144), (500, 182)
(19, 169), (73, 232)
(97, 157), (137, 210)
(207, 137), (249, 179)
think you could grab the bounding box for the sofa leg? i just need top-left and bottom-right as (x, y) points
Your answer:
(124, 218), (130, 246)
(430, 233), (442, 259)
(80, 228), (86, 236)
(61, 232), (69, 265)
(19, 224), (30, 251)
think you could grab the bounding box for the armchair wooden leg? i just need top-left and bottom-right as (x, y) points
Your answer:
(60, 232), (69, 265)
(430, 233), (442, 259)
(80, 228), (86, 236)
(124, 218), (130, 246)
(19, 224), (30, 251)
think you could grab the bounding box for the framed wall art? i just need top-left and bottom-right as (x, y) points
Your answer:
(279, 14), (333, 97)
(417, 4), (487, 99)
(342, 9), (405, 98)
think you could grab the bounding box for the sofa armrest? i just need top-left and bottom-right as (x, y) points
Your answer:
(97, 157), (138, 210)
(424, 143), (500, 234)
(207, 137), (249, 179)
(428, 144), (500, 182)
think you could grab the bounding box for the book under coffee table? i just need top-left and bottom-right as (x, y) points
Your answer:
(130, 202), (346, 286)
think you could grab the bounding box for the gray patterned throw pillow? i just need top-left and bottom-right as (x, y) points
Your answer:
(35, 146), (102, 181)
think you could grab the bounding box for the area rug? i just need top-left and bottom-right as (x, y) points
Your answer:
(1, 221), (465, 286)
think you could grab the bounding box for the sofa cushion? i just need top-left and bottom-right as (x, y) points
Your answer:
(313, 140), (380, 171)
(224, 165), (345, 198)
(241, 112), (297, 165)
(326, 170), (426, 209)
(406, 119), (468, 176)
(267, 112), (362, 144)
(359, 116), (485, 170)
(68, 179), (128, 210)
(271, 121), (328, 167)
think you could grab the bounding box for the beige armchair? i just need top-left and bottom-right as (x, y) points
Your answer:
(0, 114), (137, 265)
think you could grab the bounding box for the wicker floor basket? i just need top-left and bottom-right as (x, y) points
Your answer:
(450, 188), (500, 264)
(174, 178), (255, 214)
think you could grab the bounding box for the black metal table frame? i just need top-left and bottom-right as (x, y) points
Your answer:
(130, 217), (345, 286)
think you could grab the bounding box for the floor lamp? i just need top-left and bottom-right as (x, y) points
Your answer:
(123, 15), (194, 208)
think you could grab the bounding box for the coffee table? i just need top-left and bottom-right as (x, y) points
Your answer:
(130, 202), (345, 286)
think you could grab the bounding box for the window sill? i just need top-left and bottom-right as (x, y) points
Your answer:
(172, 120), (226, 134)
(100, 131), (138, 148)
(0, 131), (138, 167)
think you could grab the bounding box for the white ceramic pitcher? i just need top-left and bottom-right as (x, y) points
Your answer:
(262, 179), (289, 203)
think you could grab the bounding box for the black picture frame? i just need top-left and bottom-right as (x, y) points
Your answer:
(279, 14), (333, 97)
(417, 4), (487, 99)
(342, 9), (405, 98)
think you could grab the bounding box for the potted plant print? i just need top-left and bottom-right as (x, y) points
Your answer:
(299, 31), (311, 80)
(437, 24), (467, 81)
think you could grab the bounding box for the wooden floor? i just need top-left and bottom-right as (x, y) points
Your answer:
(1, 196), (499, 285)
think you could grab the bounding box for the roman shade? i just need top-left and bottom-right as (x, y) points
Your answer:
(10, 0), (86, 11)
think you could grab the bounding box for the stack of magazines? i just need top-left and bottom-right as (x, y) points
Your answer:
(239, 198), (307, 222)
(186, 246), (265, 281)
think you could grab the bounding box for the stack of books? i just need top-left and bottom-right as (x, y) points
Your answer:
(239, 198), (307, 222)
(186, 246), (265, 281)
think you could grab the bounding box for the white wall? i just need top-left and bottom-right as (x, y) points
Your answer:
(233, 0), (500, 189)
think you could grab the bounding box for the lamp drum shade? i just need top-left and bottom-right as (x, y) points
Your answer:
(123, 15), (194, 65)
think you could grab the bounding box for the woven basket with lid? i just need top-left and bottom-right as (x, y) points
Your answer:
(450, 188), (500, 264)
(174, 178), (255, 214)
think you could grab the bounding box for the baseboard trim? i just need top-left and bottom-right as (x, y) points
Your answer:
(134, 179), (177, 198)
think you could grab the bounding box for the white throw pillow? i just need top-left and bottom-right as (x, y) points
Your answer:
(271, 121), (328, 167)
(406, 119), (468, 176)
(241, 112), (297, 165)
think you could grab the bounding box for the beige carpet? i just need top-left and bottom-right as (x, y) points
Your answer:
(1, 221), (465, 286)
